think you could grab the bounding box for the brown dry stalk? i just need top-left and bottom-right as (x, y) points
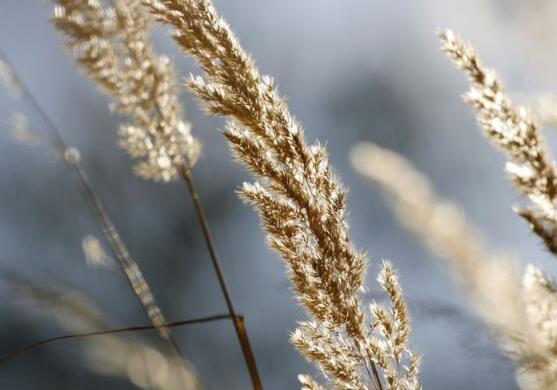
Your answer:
(177, 159), (262, 389)
(51, 1), (262, 387)
(0, 47), (181, 358)
(350, 141), (557, 389)
(142, 1), (420, 388)
(0, 272), (214, 389)
(439, 29), (557, 258)
(0, 312), (232, 366)
(299, 374), (328, 390)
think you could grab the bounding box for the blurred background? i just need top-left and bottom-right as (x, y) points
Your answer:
(1, 0), (557, 388)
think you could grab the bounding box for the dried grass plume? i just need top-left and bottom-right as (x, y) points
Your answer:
(351, 141), (557, 389)
(52, 0), (200, 181)
(439, 28), (557, 258)
(141, 1), (421, 388)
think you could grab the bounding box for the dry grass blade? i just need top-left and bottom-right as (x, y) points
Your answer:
(142, 1), (421, 388)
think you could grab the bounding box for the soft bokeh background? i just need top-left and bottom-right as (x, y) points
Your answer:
(1, 1), (557, 389)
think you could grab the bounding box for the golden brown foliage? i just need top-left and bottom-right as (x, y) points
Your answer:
(141, 1), (420, 388)
(439, 29), (557, 258)
(350, 142), (524, 329)
(51, 2), (262, 385)
(299, 374), (329, 390)
(351, 141), (557, 389)
(52, 0), (200, 181)
(523, 265), (557, 353)
(439, 31), (557, 386)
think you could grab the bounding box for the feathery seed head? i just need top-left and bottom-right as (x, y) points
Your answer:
(142, 0), (420, 388)
(523, 264), (557, 352)
(440, 28), (557, 258)
(351, 140), (557, 388)
(52, 0), (201, 181)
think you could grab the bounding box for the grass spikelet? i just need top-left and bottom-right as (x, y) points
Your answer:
(51, 1), (262, 385)
(349, 142), (521, 314)
(350, 141), (557, 389)
(52, 0), (200, 181)
(438, 29), (557, 258)
(523, 264), (557, 352)
(368, 261), (420, 390)
(82, 235), (116, 270)
(298, 374), (329, 390)
(141, 1), (420, 388)
(51, 0), (265, 384)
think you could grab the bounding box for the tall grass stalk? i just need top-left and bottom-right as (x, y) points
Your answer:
(142, 1), (421, 388)
(50, 0), (262, 386)
(0, 47), (193, 376)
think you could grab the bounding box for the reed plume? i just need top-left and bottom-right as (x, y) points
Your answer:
(350, 141), (557, 389)
(350, 142), (524, 328)
(51, 1), (262, 386)
(142, 1), (420, 388)
(52, 0), (200, 181)
(439, 30), (557, 386)
(439, 29), (557, 258)
(523, 265), (557, 353)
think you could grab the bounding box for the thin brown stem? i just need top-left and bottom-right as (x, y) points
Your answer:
(371, 363), (384, 390)
(178, 159), (263, 390)
(0, 313), (233, 365)
(0, 47), (184, 360)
